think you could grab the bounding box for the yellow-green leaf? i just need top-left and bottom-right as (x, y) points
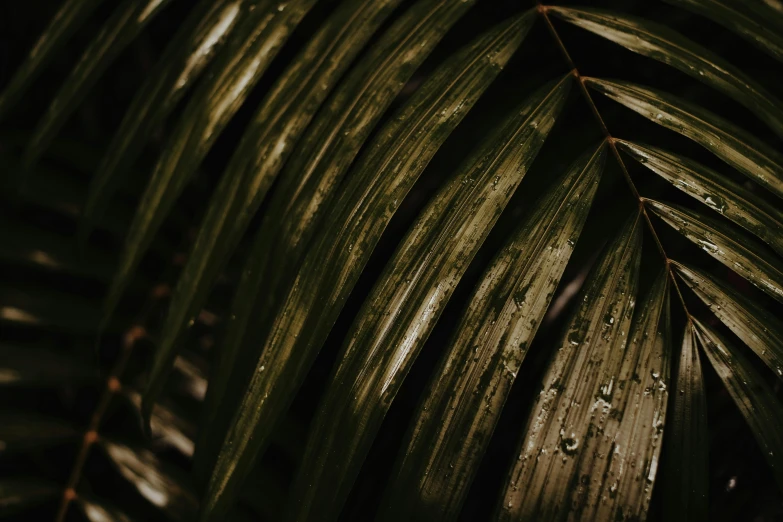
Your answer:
(674, 262), (783, 379)
(550, 6), (783, 138)
(496, 213), (643, 521)
(378, 142), (606, 522)
(662, 322), (708, 522)
(618, 140), (783, 255)
(585, 78), (783, 199)
(646, 199), (783, 303)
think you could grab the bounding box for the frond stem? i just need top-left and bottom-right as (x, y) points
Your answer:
(537, 2), (693, 318)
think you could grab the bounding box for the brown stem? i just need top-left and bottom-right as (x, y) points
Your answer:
(537, 2), (693, 317)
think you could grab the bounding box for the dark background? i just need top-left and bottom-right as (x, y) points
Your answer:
(1, 0), (782, 520)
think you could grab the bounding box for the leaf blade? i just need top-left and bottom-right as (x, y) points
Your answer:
(662, 322), (708, 522)
(618, 140), (783, 255)
(674, 262), (783, 379)
(103, 0), (318, 325)
(695, 319), (783, 489)
(202, 15), (543, 521)
(81, 0), (245, 238)
(0, 0), (107, 120)
(585, 77), (783, 199)
(145, 0), (409, 435)
(378, 142), (607, 522)
(496, 213), (643, 521)
(663, 0), (783, 62)
(286, 74), (572, 522)
(550, 6), (783, 138)
(23, 0), (175, 169)
(646, 199), (783, 303)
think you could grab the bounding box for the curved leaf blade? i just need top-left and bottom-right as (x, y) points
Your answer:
(81, 0), (245, 238)
(618, 140), (783, 255)
(196, 0), (493, 480)
(496, 213), (643, 521)
(674, 261), (783, 379)
(103, 0), (317, 325)
(695, 319), (783, 489)
(78, 497), (135, 522)
(550, 6), (783, 138)
(0, 478), (59, 517)
(146, 0), (408, 434)
(202, 18), (546, 521)
(287, 74), (572, 522)
(646, 199), (783, 303)
(377, 142), (607, 522)
(662, 322), (708, 522)
(579, 270), (670, 521)
(23, 0), (175, 170)
(101, 439), (198, 521)
(585, 78), (783, 199)
(0, 0), (107, 120)
(664, 0), (783, 62)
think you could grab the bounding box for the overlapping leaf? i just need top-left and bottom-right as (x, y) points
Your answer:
(101, 439), (198, 521)
(674, 262), (783, 378)
(196, 0), (495, 471)
(0, 0), (107, 119)
(549, 6), (783, 137)
(496, 214), (642, 521)
(585, 78), (783, 199)
(664, 0), (783, 62)
(23, 0), (175, 170)
(145, 0), (409, 432)
(646, 199), (783, 303)
(618, 140), (783, 255)
(103, 0), (318, 325)
(662, 323), (708, 522)
(695, 319), (783, 489)
(81, 0), (245, 236)
(287, 75), (571, 522)
(195, 3), (521, 483)
(78, 497), (135, 522)
(377, 142), (606, 522)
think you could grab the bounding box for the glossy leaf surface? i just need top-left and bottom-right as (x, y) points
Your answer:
(646, 199), (783, 303)
(23, 0), (174, 169)
(147, 0), (407, 434)
(674, 262), (783, 379)
(618, 140), (783, 255)
(550, 6), (783, 137)
(81, 0), (245, 236)
(695, 319), (783, 489)
(585, 77), (783, 199)
(664, 0), (783, 62)
(0, 0), (107, 119)
(378, 142), (606, 522)
(288, 75), (572, 522)
(662, 323), (708, 522)
(196, 0), (489, 471)
(497, 214), (642, 521)
(103, 0), (317, 325)
(196, 4), (523, 487)
(101, 439), (198, 521)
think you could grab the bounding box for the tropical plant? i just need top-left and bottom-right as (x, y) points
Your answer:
(1, 0), (783, 520)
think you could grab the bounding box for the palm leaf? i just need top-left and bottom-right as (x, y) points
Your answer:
(662, 322), (708, 521)
(378, 142), (607, 521)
